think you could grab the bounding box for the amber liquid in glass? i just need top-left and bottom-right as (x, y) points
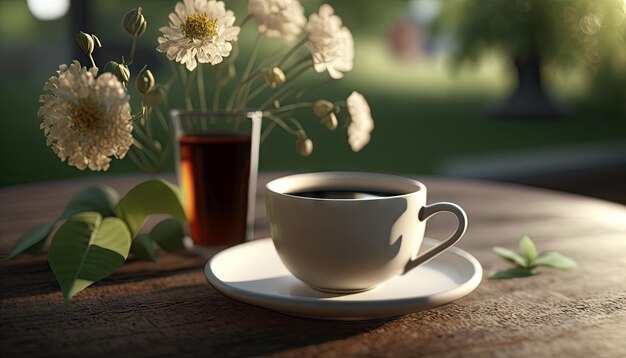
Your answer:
(179, 134), (252, 246)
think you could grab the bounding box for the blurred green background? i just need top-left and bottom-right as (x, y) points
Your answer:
(1, 0), (625, 202)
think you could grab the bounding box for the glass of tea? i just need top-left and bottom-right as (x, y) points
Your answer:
(170, 110), (262, 248)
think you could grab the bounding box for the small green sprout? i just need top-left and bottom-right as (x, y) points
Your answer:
(489, 236), (576, 279)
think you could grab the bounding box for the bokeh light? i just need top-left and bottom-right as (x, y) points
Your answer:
(27, 0), (69, 21)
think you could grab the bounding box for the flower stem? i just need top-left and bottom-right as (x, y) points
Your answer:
(286, 117), (305, 132)
(213, 66), (224, 110)
(239, 14), (252, 28)
(239, 80), (255, 108)
(229, 34), (261, 109)
(264, 112), (297, 136)
(284, 55), (312, 74)
(175, 63), (194, 110)
(242, 82), (268, 106)
(260, 122), (276, 142)
(278, 36), (308, 68)
(228, 69), (261, 109)
(88, 54), (96, 69)
(243, 34), (261, 82)
(126, 37), (137, 65)
(145, 107), (154, 142)
(197, 65), (207, 112)
(132, 123), (151, 143)
(259, 64), (311, 110)
(295, 77), (334, 99)
(154, 107), (170, 132)
(266, 102), (313, 114)
(128, 149), (151, 173)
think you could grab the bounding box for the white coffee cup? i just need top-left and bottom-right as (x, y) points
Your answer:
(265, 172), (468, 293)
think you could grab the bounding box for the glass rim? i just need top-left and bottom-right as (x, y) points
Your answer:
(170, 109), (262, 119)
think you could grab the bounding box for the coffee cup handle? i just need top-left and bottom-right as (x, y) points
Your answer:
(403, 202), (468, 274)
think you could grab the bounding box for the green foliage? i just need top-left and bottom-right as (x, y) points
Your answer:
(434, 0), (626, 66)
(534, 251), (577, 269)
(2, 222), (54, 260)
(492, 246), (527, 268)
(519, 235), (537, 263)
(490, 236), (576, 279)
(6, 179), (188, 303)
(59, 185), (120, 219)
(130, 234), (157, 262)
(488, 267), (537, 279)
(4, 185), (120, 260)
(48, 212), (131, 303)
(129, 219), (185, 262)
(115, 179), (187, 236)
(150, 219), (185, 252)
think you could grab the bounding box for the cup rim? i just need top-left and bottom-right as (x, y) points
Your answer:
(265, 171), (426, 201)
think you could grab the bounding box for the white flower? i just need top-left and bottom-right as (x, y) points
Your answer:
(248, 0), (306, 42)
(38, 61), (133, 171)
(346, 91), (374, 152)
(306, 4), (354, 79)
(157, 0), (240, 71)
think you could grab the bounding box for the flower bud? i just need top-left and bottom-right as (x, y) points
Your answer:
(295, 130), (313, 157)
(135, 67), (155, 94)
(103, 61), (131, 87)
(313, 100), (338, 130)
(122, 7), (148, 37)
(143, 85), (167, 108)
(76, 31), (101, 56)
(264, 67), (286, 88)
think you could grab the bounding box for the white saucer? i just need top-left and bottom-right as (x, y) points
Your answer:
(204, 238), (482, 321)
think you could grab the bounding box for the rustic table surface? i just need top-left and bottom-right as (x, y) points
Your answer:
(1, 173), (626, 357)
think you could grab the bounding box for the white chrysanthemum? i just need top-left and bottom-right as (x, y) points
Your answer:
(248, 0), (306, 42)
(157, 0), (240, 71)
(306, 4), (354, 79)
(346, 91), (374, 152)
(38, 61), (133, 171)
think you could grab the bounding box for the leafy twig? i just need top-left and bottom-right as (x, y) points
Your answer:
(489, 236), (576, 279)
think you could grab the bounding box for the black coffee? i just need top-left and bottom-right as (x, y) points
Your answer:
(289, 189), (400, 199)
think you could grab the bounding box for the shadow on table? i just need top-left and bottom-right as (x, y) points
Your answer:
(140, 284), (391, 357)
(0, 254), (205, 300)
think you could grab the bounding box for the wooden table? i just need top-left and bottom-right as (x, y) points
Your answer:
(2, 173), (626, 357)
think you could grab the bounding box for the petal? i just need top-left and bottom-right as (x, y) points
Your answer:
(221, 26), (240, 41)
(175, 1), (188, 18)
(197, 49), (210, 63)
(184, 0), (195, 14)
(169, 13), (183, 27)
(326, 66), (344, 79)
(210, 55), (223, 65)
(313, 62), (326, 73)
(220, 42), (232, 56)
(319, 4), (335, 17)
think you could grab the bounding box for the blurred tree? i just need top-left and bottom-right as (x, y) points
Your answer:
(433, 0), (626, 119)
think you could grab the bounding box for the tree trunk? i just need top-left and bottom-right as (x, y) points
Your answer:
(491, 55), (566, 119)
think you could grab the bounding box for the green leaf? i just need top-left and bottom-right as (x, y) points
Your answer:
(534, 251), (577, 269)
(115, 179), (187, 237)
(2, 222), (54, 260)
(58, 185), (119, 220)
(48, 212), (131, 303)
(492, 246), (527, 268)
(130, 234), (157, 262)
(488, 267), (537, 279)
(519, 236), (537, 264)
(151, 219), (185, 252)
